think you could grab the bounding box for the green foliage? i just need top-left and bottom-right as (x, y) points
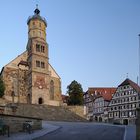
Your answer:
(67, 80), (83, 105)
(0, 76), (5, 98)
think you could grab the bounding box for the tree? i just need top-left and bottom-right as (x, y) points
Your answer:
(0, 76), (5, 98)
(67, 80), (83, 105)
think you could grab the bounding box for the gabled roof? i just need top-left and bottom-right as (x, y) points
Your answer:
(88, 87), (116, 94)
(118, 78), (140, 93)
(87, 87), (116, 101)
(0, 51), (28, 75)
(61, 94), (68, 100)
(101, 92), (114, 101)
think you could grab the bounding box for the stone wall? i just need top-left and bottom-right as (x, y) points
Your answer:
(136, 108), (140, 140)
(9, 104), (87, 122)
(67, 106), (85, 119)
(0, 114), (42, 133)
(2, 67), (28, 104)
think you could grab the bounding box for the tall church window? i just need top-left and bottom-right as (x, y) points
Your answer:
(36, 44), (40, 52)
(36, 44), (45, 53)
(41, 62), (45, 68)
(41, 45), (45, 53)
(50, 80), (54, 100)
(36, 60), (45, 69)
(36, 60), (40, 67)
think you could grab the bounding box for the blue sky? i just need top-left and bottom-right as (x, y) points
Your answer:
(0, 0), (139, 94)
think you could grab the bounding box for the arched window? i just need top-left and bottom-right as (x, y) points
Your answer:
(38, 97), (43, 104)
(33, 21), (35, 25)
(50, 80), (54, 100)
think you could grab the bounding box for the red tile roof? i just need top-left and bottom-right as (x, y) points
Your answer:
(87, 87), (116, 101)
(61, 95), (69, 103)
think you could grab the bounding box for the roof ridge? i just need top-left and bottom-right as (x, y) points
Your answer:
(119, 78), (140, 93)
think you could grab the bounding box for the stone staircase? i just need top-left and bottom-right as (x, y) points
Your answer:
(14, 104), (87, 122)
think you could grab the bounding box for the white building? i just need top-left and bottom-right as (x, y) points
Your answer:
(83, 87), (116, 121)
(108, 78), (140, 125)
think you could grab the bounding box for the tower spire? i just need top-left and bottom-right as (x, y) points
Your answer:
(126, 73), (128, 79)
(36, 4), (38, 9)
(34, 4), (40, 15)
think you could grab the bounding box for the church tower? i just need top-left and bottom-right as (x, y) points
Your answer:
(0, 6), (62, 106)
(26, 6), (50, 104)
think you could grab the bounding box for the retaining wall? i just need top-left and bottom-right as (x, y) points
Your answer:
(0, 114), (42, 133)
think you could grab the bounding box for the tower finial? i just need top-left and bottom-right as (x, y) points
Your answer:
(36, 4), (38, 9)
(126, 73), (128, 78)
(34, 4), (40, 15)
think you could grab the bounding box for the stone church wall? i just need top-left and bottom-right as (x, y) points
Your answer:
(50, 77), (62, 101)
(1, 66), (62, 106)
(2, 67), (28, 104)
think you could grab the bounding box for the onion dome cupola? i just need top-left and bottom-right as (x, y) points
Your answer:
(27, 5), (47, 41)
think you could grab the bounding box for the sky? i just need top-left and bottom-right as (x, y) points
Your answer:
(0, 0), (140, 94)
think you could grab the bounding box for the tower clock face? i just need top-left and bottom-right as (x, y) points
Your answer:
(34, 76), (45, 89)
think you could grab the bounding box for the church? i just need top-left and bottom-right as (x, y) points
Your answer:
(0, 7), (62, 106)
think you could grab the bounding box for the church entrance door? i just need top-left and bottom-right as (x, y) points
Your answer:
(38, 97), (43, 104)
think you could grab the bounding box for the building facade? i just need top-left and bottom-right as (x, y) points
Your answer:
(83, 91), (94, 120)
(93, 96), (110, 122)
(83, 87), (116, 121)
(108, 78), (140, 125)
(61, 94), (68, 105)
(0, 7), (62, 106)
